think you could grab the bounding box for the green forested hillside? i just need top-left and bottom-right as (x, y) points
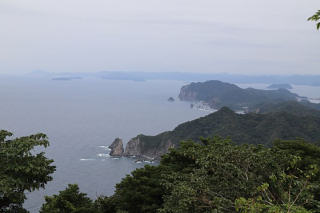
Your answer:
(131, 106), (320, 160)
(178, 80), (299, 110)
(253, 101), (320, 116)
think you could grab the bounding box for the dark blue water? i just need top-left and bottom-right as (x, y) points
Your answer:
(0, 77), (209, 212)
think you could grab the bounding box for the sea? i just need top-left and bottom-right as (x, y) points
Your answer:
(0, 77), (319, 212)
(0, 77), (209, 212)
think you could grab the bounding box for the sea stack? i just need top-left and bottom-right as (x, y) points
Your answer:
(109, 138), (124, 156)
(168, 97), (175, 102)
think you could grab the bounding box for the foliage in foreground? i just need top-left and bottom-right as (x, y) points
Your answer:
(40, 184), (95, 213)
(0, 130), (56, 212)
(158, 138), (320, 213)
(42, 137), (320, 213)
(308, 10), (320, 30)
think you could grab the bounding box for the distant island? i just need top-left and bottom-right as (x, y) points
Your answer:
(178, 80), (301, 111)
(96, 72), (320, 86)
(109, 102), (320, 160)
(267, 83), (292, 89)
(52, 77), (82, 81)
(25, 71), (320, 86)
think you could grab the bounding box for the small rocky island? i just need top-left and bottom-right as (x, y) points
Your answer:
(108, 138), (124, 156)
(168, 97), (175, 102)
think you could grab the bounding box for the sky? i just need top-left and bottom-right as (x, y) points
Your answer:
(0, 0), (319, 75)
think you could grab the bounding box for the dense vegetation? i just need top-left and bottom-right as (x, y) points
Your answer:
(4, 129), (319, 212)
(178, 80), (299, 110)
(40, 138), (320, 212)
(308, 10), (320, 30)
(129, 105), (320, 159)
(253, 101), (320, 117)
(0, 130), (55, 212)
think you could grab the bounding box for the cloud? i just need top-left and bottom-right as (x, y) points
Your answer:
(0, 0), (319, 75)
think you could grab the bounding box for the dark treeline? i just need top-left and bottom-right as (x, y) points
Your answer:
(41, 138), (320, 213)
(2, 130), (320, 212)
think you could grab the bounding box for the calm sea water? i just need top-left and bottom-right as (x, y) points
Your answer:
(0, 78), (319, 212)
(0, 77), (209, 212)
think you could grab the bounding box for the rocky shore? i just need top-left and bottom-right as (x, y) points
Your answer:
(108, 138), (124, 156)
(108, 135), (172, 161)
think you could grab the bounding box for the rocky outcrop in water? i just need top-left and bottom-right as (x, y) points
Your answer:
(123, 135), (174, 160)
(106, 135), (174, 160)
(109, 138), (124, 156)
(168, 97), (175, 102)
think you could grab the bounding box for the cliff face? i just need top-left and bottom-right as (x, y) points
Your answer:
(179, 86), (198, 102)
(123, 135), (174, 160)
(108, 136), (171, 160)
(178, 80), (244, 104)
(109, 138), (124, 156)
(123, 137), (142, 157)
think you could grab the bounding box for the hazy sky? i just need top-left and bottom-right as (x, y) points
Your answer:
(0, 0), (319, 75)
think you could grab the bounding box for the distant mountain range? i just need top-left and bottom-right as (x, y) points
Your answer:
(19, 71), (320, 86)
(52, 77), (82, 81)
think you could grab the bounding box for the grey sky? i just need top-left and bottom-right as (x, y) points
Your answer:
(0, 0), (319, 75)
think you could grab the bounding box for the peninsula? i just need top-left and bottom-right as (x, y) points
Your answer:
(109, 102), (320, 160)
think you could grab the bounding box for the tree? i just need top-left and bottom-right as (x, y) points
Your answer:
(158, 138), (319, 212)
(0, 130), (56, 212)
(93, 196), (118, 213)
(158, 138), (276, 212)
(109, 165), (164, 213)
(308, 10), (320, 30)
(40, 184), (94, 213)
(235, 157), (318, 212)
(272, 139), (320, 211)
